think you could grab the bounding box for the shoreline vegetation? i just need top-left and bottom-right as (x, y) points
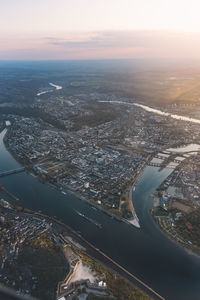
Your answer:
(121, 159), (149, 228)
(151, 192), (200, 257)
(73, 249), (153, 300)
(151, 208), (200, 257)
(128, 186), (140, 228)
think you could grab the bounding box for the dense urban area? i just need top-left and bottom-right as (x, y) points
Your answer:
(1, 64), (200, 299)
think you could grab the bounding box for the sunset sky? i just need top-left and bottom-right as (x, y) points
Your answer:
(1, 0), (200, 60)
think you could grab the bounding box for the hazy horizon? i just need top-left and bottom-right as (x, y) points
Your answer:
(1, 0), (200, 60)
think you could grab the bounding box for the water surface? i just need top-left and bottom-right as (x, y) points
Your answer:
(0, 129), (200, 300)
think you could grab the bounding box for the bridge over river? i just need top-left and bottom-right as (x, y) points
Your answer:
(0, 167), (25, 178)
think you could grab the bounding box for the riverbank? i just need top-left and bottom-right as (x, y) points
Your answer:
(3, 202), (162, 300)
(3, 126), (143, 228)
(121, 184), (140, 228)
(3, 128), (30, 167)
(123, 159), (151, 228)
(100, 100), (200, 125)
(151, 195), (200, 257)
(2, 125), (200, 300)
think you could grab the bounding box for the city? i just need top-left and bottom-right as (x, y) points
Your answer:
(1, 1), (200, 299)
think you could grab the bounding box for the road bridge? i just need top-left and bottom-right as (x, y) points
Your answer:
(148, 162), (162, 167)
(0, 167), (25, 178)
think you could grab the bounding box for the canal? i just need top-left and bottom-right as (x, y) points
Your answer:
(0, 128), (200, 300)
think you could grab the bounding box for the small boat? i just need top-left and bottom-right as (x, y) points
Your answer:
(75, 210), (102, 228)
(75, 210), (84, 217)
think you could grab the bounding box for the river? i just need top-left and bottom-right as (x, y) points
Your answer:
(100, 100), (200, 125)
(0, 129), (200, 300)
(36, 82), (62, 96)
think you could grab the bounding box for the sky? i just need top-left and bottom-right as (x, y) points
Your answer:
(1, 0), (200, 60)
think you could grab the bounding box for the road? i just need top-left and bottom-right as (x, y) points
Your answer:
(34, 211), (165, 300)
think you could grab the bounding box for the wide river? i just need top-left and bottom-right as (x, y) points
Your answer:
(0, 129), (200, 300)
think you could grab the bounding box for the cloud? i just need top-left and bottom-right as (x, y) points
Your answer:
(46, 30), (200, 49)
(47, 31), (152, 48)
(1, 30), (200, 60)
(43, 30), (200, 60)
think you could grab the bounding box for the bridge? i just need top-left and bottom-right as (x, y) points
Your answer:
(154, 154), (182, 163)
(148, 162), (162, 167)
(0, 167), (25, 178)
(154, 154), (167, 160)
(154, 154), (184, 164)
(147, 162), (175, 169)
